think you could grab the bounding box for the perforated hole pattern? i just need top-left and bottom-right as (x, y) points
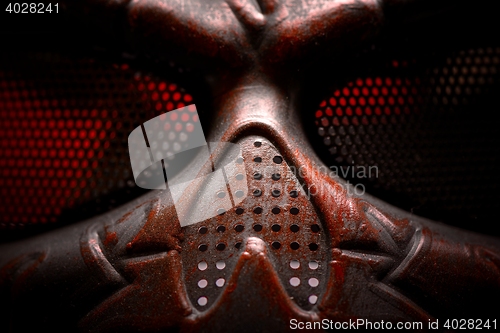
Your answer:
(180, 136), (329, 311)
(0, 52), (197, 229)
(1, 46), (499, 234)
(313, 47), (500, 228)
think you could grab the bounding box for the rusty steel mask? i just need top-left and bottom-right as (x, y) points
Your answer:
(1, 0), (500, 332)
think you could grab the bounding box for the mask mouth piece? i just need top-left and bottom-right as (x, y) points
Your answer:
(180, 135), (330, 311)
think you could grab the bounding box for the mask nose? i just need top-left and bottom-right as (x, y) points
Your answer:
(180, 134), (330, 312)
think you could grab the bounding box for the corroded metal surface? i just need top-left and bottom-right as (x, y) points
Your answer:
(1, 0), (500, 332)
(181, 136), (329, 312)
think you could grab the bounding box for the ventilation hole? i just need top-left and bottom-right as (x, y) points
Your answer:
(309, 243), (319, 251)
(273, 156), (283, 164)
(290, 260), (300, 269)
(217, 191), (226, 198)
(197, 296), (208, 306)
(308, 295), (318, 304)
(254, 157), (262, 163)
(253, 207), (263, 214)
(235, 242), (242, 249)
(309, 261), (319, 270)
(272, 241), (281, 249)
(216, 278), (225, 287)
(272, 207), (281, 214)
(290, 277), (300, 287)
(290, 207), (299, 215)
(308, 278), (319, 287)
(253, 172), (262, 180)
(289, 190), (299, 198)
(216, 225), (226, 233)
(254, 141), (262, 147)
(217, 208), (226, 215)
(216, 243), (226, 251)
(216, 261), (226, 270)
(236, 157), (244, 164)
(198, 261), (208, 271)
(311, 224), (320, 233)
(253, 189), (262, 197)
(272, 173), (281, 180)
(271, 189), (281, 197)
(271, 224), (281, 232)
(235, 190), (245, 198)
(235, 173), (244, 181)
(234, 224), (244, 232)
(198, 279), (208, 288)
(235, 207), (244, 215)
(198, 226), (208, 234)
(290, 224), (300, 232)
(290, 242), (300, 250)
(253, 224), (263, 232)
(198, 244), (208, 252)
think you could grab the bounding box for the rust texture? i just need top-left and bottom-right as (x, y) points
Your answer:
(1, 0), (500, 332)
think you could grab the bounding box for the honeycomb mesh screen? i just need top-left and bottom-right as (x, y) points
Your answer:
(312, 46), (500, 233)
(1, 38), (499, 237)
(0, 51), (197, 232)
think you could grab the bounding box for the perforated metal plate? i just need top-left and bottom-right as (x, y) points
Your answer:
(181, 135), (330, 311)
(0, 52), (197, 230)
(312, 46), (500, 232)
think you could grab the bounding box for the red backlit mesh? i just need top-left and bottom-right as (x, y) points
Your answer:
(315, 74), (421, 138)
(313, 47), (500, 230)
(0, 52), (196, 230)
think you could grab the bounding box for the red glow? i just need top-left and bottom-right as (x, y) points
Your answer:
(0, 62), (197, 229)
